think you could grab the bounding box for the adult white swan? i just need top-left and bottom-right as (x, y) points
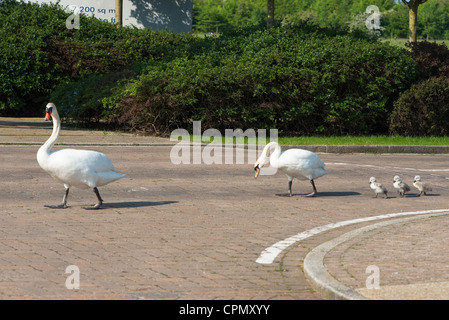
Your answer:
(36, 103), (125, 209)
(254, 141), (327, 197)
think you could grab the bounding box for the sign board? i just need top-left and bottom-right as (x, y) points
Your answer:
(26, 0), (192, 32)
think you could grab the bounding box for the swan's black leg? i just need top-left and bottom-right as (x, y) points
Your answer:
(45, 187), (69, 209)
(62, 187), (69, 207)
(306, 179), (317, 197)
(84, 187), (103, 210)
(288, 180), (293, 197)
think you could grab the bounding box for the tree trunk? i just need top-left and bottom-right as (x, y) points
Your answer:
(401, 0), (428, 47)
(267, 0), (274, 28)
(408, 3), (418, 44)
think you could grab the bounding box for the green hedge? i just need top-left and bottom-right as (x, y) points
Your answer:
(389, 77), (449, 136)
(0, 0), (67, 114)
(0, 0), (201, 116)
(2, 1), (425, 137)
(389, 42), (449, 136)
(94, 26), (417, 136)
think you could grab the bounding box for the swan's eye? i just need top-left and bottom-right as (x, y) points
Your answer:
(46, 107), (53, 113)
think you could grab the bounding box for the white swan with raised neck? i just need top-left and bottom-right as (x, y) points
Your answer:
(37, 103), (125, 209)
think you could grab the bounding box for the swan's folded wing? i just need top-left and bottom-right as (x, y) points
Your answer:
(96, 171), (126, 186)
(279, 149), (328, 180)
(50, 149), (116, 172)
(46, 149), (125, 187)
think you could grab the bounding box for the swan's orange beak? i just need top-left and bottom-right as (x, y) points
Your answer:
(44, 112), (51, 121)
(254, 165), (260, 178)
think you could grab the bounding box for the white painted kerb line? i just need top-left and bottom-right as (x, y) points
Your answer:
(256, 209), (449, 264)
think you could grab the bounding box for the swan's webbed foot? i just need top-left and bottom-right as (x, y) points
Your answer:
(83, 187), (103, 210)
(45, 188), (69, 209)
(305, 179), (317, 197)
(83, 201), (102, 210)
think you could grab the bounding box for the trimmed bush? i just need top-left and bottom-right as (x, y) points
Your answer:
(389, 77), (449, 136)
(407, 41), (449, 81)
(0, 0), (202, 116)
(102, 26), (417, 136)
(5, 1), (419, 136)
(50, 69), (140, 125)
(0, 0), (68, 114)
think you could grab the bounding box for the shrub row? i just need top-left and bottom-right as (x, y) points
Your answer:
(0, 0), (203, 115)
(53, 25), (418, 136)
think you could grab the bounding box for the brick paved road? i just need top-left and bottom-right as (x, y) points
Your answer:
(2, 118), (449, 299)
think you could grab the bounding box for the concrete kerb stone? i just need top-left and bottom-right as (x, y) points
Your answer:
(303, 211), (449, 300)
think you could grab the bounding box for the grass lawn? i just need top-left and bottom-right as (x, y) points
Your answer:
(277, 136), (449, 146)
(381, 38), (448, 48)
(184, 135), (449, 146)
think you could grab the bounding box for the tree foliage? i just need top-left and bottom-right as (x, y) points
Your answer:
(193, 0), (449, 40)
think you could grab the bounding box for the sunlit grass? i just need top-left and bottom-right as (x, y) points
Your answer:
(176, 135), (449, 146)
(381, 38), (448, 48)
(277, 135), (449, 145)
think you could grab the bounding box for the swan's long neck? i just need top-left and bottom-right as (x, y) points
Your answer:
(37, 110), (60, 165)
(261, 141), (281, 168)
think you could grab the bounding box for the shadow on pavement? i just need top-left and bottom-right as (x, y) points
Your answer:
(102, 200), (178, 208)
(276, 191), (361, 197)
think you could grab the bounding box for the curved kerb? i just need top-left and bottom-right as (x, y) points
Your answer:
(303, 211), (449, 300)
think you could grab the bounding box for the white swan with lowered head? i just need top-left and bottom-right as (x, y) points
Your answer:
(254, 141), (327, 197)
(36, 103), (125, 209)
